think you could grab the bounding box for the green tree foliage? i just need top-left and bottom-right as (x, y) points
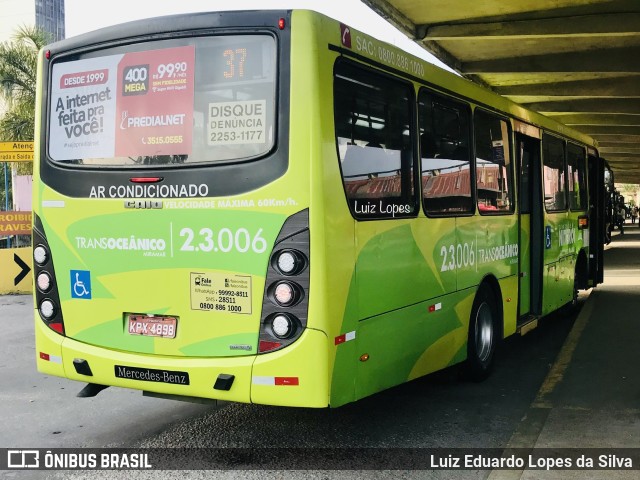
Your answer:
(0, 25), (51, 175)
(0, 164), (10, 208)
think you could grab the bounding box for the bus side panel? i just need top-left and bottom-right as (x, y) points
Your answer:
(352, 273), (518, 400)
(499, 275), (519, 338)
(349, 217), (462, 402)
(457, 214), (519, 339)
(329, 271), (359, 407)
(354, 290), (469, 401)
(541, 211), (583, 314)
(543, 257), (572, 313)
(355, 220), (450, 320)
(456, 214), (519, 291)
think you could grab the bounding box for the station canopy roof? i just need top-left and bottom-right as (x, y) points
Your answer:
(363, 0), (640, 183)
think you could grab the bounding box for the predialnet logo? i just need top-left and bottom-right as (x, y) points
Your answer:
(7, 450), (39, 468)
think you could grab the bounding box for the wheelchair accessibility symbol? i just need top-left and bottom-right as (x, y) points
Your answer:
(545, 226), (553, 249)
(70, 270), (92, 299)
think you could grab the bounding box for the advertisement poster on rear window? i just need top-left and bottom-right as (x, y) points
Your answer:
(49, 46), (195, 161)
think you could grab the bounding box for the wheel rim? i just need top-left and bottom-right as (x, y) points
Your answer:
(475, 302), (494, 363)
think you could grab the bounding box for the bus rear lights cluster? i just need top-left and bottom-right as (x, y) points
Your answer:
(32, 219), (66, 336)
(258, 210), (310, 354)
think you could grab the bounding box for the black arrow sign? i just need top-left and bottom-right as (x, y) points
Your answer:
(14, 253), (31, 286)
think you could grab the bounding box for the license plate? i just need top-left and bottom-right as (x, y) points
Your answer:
(127, 314), (177, 338)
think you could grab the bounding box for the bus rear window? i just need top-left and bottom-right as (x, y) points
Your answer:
(48, 35), (276, 167)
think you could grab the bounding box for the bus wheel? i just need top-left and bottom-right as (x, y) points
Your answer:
(563, 269), (580, 315)
(465, 285), (498, 381)
(570, 275), (579, 309)
(564, 258), (585, 315)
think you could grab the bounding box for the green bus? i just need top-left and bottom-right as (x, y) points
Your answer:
(33, 10), (606, 407)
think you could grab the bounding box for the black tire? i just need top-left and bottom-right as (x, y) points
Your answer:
(563, 266), (581, 315)
(464, 284), (499, 382)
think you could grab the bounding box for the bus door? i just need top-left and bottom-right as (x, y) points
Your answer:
(588, 153), (605, 286)
(516, 128), (543, 317)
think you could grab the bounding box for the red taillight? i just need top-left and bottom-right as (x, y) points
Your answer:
(49, 322), (65, 335)
(278, 18), (285, 30)
(45, 50), (51, 59)
(259, 340), (282, 352)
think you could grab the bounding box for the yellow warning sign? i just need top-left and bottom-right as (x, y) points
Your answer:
(190, 272), (252, 314)
(0, 141), (34, 162)
(0, 247), (33, 294)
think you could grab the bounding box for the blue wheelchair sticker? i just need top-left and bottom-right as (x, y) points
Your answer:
(70, 270), (92, 299)
(545, 226), (552, 249)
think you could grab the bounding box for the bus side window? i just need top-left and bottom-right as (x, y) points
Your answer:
(542, 134), (567, 212)
(474, 109), (514, 214)
(567, 143), (587, 211)
(333, 61), (417, 220)
(420, 133), (438, 158)
(418, 90), (473, 216)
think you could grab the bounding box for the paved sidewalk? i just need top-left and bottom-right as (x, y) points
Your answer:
(490, 224), (640, 479)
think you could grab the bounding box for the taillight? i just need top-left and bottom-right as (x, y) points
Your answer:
(270, 313), (296, 339)
(268, 280), (304, 307)
(39, 299), (56, 319)
(272, 249), (306, 276)
(36, 271), (52, 293)
(33, 214), (65, 336)
(34, 245), (49, 265)
(258, 210), (309, 353)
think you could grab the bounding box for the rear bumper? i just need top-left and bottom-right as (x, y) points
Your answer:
(35, 316), (329, 408)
